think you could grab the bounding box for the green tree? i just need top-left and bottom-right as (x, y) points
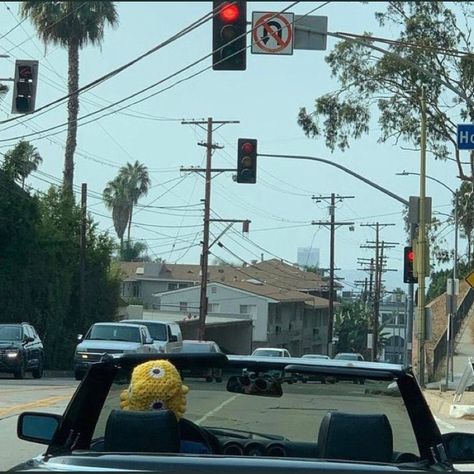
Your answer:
(298, 2), (474, 182)
(20, 2), (119, 195)
(119, 160), (151, 241)
(0, 172), (120, 369)
(454, 181), (474, 264)
(103, 175), (130, 250)
(335, 300), (389, 359)
(120, 240), (149, 262)
(1, 140), (42, 188)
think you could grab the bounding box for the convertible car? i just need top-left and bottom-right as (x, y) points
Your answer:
(9, 353), (474, 472)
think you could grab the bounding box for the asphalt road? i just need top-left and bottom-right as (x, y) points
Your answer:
(1, 375), (474, 471)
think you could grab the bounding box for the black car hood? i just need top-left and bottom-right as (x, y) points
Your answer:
(0, 341), (21, 350)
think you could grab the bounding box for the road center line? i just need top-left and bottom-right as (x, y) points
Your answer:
(0, 395), (71, 418)
(195, 395), (239, 426)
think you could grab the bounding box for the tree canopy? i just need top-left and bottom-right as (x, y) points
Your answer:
(298, 2), (474, 182)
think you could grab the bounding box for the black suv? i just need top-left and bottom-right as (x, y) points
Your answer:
(0, 323), (44, 379)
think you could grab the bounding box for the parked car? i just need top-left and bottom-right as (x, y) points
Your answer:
(122, 320), (183, 353)
(243, 347), (291, 379)
(334, 353), (365, 384)
(251, 347), (291, 358)
(180, 340), (223, 382)
(334, 352), (365, 361)
(299, 354), (331, 383)
(74, 322), (156, 380)
(11, 353), (474, 471)
(0, 323), (44, 379)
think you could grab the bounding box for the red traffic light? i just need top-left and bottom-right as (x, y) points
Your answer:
(219, 2), (240, 22)
(241, 142), (254, 154)
(408, 250), (415, 262)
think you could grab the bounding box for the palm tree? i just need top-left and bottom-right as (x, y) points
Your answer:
(103, 175), (130, 250)
(1, 140), (43, 188)
(20, 2), (119, 196)
(119, 161), (151, 241)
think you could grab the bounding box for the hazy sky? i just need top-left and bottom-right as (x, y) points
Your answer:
(0, 2), (464, 291)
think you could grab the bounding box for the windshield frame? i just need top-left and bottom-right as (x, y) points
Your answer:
(45, 353), (442, 465)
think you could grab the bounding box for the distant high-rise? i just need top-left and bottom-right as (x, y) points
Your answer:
(297, 247), (320, 268)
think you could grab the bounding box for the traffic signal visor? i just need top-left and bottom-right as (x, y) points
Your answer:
(212, 1), (247, 71)
(403, 246), (418, 284)
(237, 138), (257, 184)
(11, 60), (39, 114)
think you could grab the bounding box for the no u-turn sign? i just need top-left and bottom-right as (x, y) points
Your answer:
(251, 12), (294, 55)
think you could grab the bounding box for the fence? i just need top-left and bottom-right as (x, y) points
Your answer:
(433, 288), (474, 376)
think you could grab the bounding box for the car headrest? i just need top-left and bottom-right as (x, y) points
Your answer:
(317, 412), (393, 463)
(104, 409), (180, 453)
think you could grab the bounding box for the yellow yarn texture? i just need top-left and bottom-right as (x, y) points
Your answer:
(120, 360), (189, 419)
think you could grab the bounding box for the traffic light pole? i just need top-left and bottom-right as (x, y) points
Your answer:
(417, 86), (428, 387)
(181, 118), (239, 340)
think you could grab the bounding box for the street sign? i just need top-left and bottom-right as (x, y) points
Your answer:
(251, 12), (294, 55)
(466, 270), (474, 289)
(408, 196), (432, 224)
(457, 124), (474, 150)
(294, 15), (328, 50)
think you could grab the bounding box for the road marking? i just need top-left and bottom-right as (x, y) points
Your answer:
(434, 415), (456, 432)
(0, 395), (71, 418)
(195, 395), (239, 426)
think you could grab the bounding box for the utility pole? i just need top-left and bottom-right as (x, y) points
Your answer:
(80, 183), (87, 329)
(181, 118), (239, 340)
(360, 223), (397, 360)
(418, 86), (428, 386)
(312, 193), (354, 356)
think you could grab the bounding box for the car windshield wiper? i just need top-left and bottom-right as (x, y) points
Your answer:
(205, 426), (287, 441)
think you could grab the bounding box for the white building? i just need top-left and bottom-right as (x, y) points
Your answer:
(297, 247), (320, 268)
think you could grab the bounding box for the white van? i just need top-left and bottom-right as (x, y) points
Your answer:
(124, 320), (183, 353)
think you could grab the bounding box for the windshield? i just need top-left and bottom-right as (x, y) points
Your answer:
(0, 326), (22, 341)
(91, 362), (420, 463)
(86, 325), (141, 343)
(133, 322), (167, 341)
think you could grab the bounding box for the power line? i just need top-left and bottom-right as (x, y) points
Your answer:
(0, 1), (326, 143)
(0, 1), (221, 128)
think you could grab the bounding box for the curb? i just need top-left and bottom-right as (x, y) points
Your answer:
(424, 390), (474, 420)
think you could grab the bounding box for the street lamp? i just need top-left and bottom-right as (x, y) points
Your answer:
(397, 170), (459, 387)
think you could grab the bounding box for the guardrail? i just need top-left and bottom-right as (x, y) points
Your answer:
(433, 288), (474, 376)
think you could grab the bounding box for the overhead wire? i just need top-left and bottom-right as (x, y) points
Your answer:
(0, 1), (321, 143)
(0, 1), (222, 127)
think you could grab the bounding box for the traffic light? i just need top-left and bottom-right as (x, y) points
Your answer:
(212, 1), (247, 71)
(403, 246), (418, 284)
(237, 138), (257, 183)
(11, 60), (39, 114)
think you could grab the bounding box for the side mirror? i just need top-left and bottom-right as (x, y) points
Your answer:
(226, 375), (283, 397)
(145, 337), (154, 345)
(18, 412), (62, 445)
(169, 335), (178, 342)
(77, 334), (83, 342)
(442, 432), (474, 463)
(24, 336), (34, 343)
